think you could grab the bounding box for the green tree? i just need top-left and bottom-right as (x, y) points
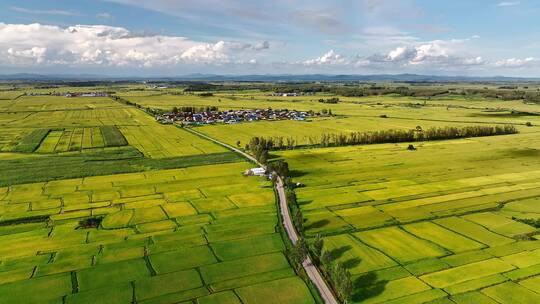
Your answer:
(313, 234), (324, 258)
(285, 188), (297, 205)
(295, 238), (308, 262)
(293, 208), (304, 233)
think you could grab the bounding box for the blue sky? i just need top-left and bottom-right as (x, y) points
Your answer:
(0, 0), (539, 76)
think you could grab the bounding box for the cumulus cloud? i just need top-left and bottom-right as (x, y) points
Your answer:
(494, 57), (538, 68)
(302, 38), (488, 72)
(0, 23), (269, 68)
(303, 50), (346, 65)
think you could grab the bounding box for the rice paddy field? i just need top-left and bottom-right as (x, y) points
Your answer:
(2, 83), (540, 303)
(0, 162), (315, 304)
(275, 130), (540, 303)
(119, 91), (540, 148)
(144, 88), (540, 303)
(0, 88), (317, 304)
(0, 93), (226, 157)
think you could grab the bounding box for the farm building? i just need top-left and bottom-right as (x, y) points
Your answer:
(243, 167), (266, 176)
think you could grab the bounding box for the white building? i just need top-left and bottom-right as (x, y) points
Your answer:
(243, 168), (266, 176)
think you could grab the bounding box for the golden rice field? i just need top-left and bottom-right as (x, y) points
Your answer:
(276, 131), (540, 303)
(2, 85), (540, 304)
(118, 92), (540, 148)
(0, 162), (315, 304)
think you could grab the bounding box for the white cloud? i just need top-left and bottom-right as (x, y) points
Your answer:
(496, 1), (520, 7)
(301, 38), (488, 72)
(0, 23), (269, 68)
(303, 50), (346, 65)
(495, 57), (538, 67)
(180, 41), (229, 63)
(10, 6), (79, 16)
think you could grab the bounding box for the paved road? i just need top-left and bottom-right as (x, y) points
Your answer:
(185, 127), (339, 304)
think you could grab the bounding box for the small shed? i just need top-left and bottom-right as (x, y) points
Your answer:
(243, 168), (266, 176)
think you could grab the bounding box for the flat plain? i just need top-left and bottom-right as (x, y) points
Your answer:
(1, 83), (540, 303)
(0, 87), (317, 304)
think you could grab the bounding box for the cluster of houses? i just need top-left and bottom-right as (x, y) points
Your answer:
(25, 92), (109, 97)
(156, 108), (318, 125)
(270, 92), (315, 97)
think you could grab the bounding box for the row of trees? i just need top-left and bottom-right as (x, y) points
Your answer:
(171, 106), (218, 113)
(246, 137), (274, 164)
(269, 159), (354, 302)
(312, 235), (354, 302)
(457, 88), (540, 102)
(249, 125), (518, 150)
(319, 97), (340, 104)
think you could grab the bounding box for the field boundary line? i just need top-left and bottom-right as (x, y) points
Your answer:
(183, 126), (339, 304)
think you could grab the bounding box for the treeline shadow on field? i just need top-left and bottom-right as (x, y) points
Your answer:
(326, 245), (388, 303)
(351, 273), (388, 303)
(289, 169), (307, 178)
(304, 219), (330, 231)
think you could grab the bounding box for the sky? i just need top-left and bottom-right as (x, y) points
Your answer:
(0, 0), (540, 76)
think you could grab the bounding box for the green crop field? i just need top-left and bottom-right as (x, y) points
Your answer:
(2, 83), (540, 303)
(0, 161), (315, 304)
(0, 87), (320, 304)
(270, 128), (540, 303)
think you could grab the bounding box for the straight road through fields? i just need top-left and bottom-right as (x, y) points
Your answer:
(184, 127), (339, 304)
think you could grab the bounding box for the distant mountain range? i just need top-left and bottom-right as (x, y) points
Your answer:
(1, 73), (540, 82)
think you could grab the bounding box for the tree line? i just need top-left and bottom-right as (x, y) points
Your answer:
(269, 160), (354, 302)
(247, 125), (518, 151)
(171, 106), (218, 113)
(319, 97), (340, 104)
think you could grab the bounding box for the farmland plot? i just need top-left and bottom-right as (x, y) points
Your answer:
(35, 127), (123, 153)
(276, 130), (540, 303)
(120, 125), (227, 158)
(0, 161), (315, 304)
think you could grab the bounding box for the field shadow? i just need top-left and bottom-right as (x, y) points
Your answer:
(342, 258), (361, 270)
(304, 219), (330, 231)
(298, 199), (313, 206)
(327, 245), (352, 260)
(289, 169), (307, 178)
(351, 272), (388, 303)
(506, 148), (540, 158)
(267, 153), (281, 160)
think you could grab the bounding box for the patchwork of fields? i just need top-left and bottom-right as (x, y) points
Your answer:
(0, 89), (318, 304)
(33, 126), (128, 153)
(124, 92), (540, 148)
(277, 131), (540, 303)
(0, 94), (227, 158)
(0, 162), (315, 304)
(2, 85), (540, 304)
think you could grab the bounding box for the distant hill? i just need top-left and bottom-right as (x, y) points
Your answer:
(1, 73), (539, 83)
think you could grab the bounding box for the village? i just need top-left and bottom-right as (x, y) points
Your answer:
(25, 92), (109, 97)
(155, 107), (322, 125)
